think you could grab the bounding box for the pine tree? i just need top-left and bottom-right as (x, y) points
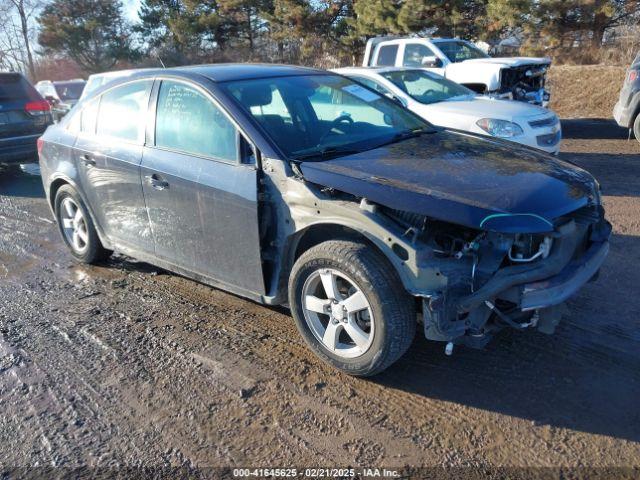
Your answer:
(38, 0), (134, 73)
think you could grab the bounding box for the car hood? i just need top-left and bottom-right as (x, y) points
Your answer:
(298, 132), (596, 233)
(461, 57), (552, 67)
(425, 96), (552, 121)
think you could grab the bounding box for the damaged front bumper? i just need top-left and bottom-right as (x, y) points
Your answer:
(492, 87), (550, 107)
(422, 216), (611, 348)
(520, 239), (608, 311)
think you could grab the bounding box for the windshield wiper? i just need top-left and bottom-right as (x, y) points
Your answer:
(395, 127), (434, 139)
(370, 127), (437, 149)
(291, 146), (363, 161)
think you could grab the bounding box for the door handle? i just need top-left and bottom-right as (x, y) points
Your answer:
(79, 154), (96, 167)
(145, 174), (169, 191)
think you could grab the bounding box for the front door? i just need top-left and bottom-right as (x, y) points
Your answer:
(141, 79), (265, 296)
(73, 80), (155, 255)
(401, 43), (446, 77)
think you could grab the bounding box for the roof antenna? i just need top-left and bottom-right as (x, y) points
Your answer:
(155, 54), (166, 68)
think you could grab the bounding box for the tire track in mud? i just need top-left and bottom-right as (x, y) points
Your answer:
(112, 268), (620, 468)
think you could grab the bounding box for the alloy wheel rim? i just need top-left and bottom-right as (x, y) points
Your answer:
(301, 268), (374, 359)
(60, 197), (89, 253)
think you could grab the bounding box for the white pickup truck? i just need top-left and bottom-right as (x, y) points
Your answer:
(363, 37), (552, 106)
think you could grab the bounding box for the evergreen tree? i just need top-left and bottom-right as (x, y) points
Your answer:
(353, 0), (489, 40)
(38, 0), (134, 73)
(487, 0), (640, 50)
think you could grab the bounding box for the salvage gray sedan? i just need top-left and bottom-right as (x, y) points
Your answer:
(39, 64), (610, 376)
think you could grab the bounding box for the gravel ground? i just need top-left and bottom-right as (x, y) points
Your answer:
(0, 119), (639, 478)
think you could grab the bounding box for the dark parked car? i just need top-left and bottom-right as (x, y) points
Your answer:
(1, 72), (53, 166)
(614, 52), (640, 142)
(35, 79), (86, 122)
(38, 65), (610, 376)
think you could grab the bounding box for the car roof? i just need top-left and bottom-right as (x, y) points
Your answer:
(87, 68), (148, 80)
(333, 66), (425, 75)
(174, 63), (324, 82)
(0, 71), (26, 77)
(431, 38), (469, 43)
(89, 63), (325, 84)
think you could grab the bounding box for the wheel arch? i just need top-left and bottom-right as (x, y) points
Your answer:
(270, 221), (412, 303)
(48, 174), (113, 250)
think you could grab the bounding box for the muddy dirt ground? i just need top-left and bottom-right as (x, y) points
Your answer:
(1, 119), (639, 477)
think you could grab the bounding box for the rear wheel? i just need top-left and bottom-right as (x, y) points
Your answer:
(289, 240), (416, 376)
(54, 185), (111, 263)
(634, 114), (640, 144)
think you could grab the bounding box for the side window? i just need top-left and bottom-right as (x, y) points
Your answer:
(80, 98), (100, 134)
(375, 45), (398, 66)
(155, 80), (238, 162)
(403, 43), (436, 67)
(350, 76), (393, 96)
(96, 81), (152, 143)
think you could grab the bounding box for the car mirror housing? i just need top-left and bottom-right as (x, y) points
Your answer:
(421, 56), (442, 68)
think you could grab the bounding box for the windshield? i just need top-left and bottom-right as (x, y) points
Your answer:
(381, 70), (474, 104)
(435, 40), (490, 63)
(222, 74), (431, 160)
(55, 82), (85, 101)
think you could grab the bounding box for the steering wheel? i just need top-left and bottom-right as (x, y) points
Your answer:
(318, 114), (354, 145)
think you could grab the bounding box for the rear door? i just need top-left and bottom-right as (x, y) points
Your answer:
(73, 79), (155, 255)
(140, 78), (265, 295)
(0, 73), (51, 157)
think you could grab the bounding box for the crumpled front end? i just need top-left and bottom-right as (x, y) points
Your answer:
(498, 64), (551, 106)
(382, 204), (611, 348)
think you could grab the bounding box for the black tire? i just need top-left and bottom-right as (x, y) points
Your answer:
(289, 240), (416, 376)
(634, 114), (640, 144)
(54, 184), (111, 263)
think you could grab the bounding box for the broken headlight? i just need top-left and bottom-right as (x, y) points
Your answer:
(508, 234), (552, 263)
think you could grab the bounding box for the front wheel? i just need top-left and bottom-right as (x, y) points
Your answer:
(634, 114), (640, 144)
(288, 240), (416, 376)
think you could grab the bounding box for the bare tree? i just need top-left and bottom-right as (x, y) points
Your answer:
(0, 0), (42, 78)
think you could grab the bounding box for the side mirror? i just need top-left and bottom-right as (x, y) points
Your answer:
(45, 95), (58, 106)
(421, 56), (442, 68)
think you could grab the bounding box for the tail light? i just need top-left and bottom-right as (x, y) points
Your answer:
(37, 137), (44, 156)
(628, 70), (638, 83)
(25, 100), (51, 116)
